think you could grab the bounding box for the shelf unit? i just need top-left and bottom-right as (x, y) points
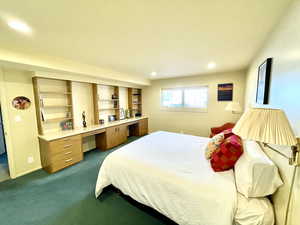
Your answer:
(93, 84), (120, 124)
(39, 91), (71, 95)
(33, 77), (74, 135)
(128, 88), (142, 117)
(33, 77), (143, 133)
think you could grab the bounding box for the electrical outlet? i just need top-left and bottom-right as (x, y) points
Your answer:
(27, 156), (34, 164)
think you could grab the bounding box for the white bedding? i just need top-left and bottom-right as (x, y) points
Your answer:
(95, 131), (237, 225)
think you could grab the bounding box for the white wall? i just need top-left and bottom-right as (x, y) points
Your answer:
(143, 70), (246, 137)
(244, 0), (300, 137)
(244, 1), (300, 225)
(0, 69), (41, 178)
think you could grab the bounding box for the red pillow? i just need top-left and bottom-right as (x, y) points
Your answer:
(223, 128), (234, 139)
(210, 135), (243, 172)
(210, 123), (235, 137)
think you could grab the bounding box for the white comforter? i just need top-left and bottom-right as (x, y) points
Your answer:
(95, 131), (237, 225)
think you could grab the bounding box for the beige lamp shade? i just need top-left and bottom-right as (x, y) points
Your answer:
(225, 102), (242, 112)
(233, 108), (297, 146)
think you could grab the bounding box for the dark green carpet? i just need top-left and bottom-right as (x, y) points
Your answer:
(0, 137), (176, 225)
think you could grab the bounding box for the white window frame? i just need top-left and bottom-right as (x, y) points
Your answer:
(160, 85), (209, 112)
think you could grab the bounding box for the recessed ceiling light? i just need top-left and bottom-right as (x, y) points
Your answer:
(208, 62), (216, 69)
(150, 72), (157, 76)
(8, 20), (32, 34)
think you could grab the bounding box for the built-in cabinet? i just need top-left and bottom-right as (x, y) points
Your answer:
(39, 134), (83, 173)
(104, 125), (127, 149)
(33, 76), (148, 173)
(39, 118), (148, 173)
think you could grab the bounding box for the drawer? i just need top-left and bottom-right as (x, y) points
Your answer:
(81, 128), (105, 138)
(48, 148), (82, 163)
(49, 136), (82, 155)
(50, 135), (81, 148)
(49, 154), (83, 173)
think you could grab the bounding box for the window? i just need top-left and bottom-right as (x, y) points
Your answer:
(161, 86), (208, 111)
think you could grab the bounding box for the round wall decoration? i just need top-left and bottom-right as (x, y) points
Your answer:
(12, 96), (31, 110)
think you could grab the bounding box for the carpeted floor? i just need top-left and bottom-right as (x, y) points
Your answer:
(0, 153), (10, 182)
(0, 137), (176, 225)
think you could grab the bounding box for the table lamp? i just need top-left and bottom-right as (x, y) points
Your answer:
(225, 102), (242, 113)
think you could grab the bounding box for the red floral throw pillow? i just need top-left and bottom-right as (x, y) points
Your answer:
(222, 128), (234, 139)
(210, 135), (243, 172)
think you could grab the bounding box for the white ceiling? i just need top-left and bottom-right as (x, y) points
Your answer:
(0, 0), (292, 80)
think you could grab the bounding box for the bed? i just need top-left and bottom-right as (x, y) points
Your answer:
(95, 131), (237, 225)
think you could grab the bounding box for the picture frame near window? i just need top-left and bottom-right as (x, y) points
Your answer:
(218, 83), (233, 101)
(256, 58), (272, 105)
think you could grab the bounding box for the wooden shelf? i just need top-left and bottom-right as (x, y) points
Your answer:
(33, 77), (74, 135)
(42, 105), (73, 109)
(99, 99), (119, 102)
(43, 117), (73, 123)
(99, 108), (119, 111)
(128, 88), (142, 117)
(40, 91), (71, 95)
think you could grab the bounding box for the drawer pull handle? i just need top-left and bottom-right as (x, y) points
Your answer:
(64, 151), (72, 155)
(64, 144), (73, 148)
(65, 158), (73, 162)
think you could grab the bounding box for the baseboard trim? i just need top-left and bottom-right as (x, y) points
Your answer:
(12, 166), (42, 179)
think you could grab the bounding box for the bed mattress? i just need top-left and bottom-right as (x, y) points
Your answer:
(95, 131), (237, 225)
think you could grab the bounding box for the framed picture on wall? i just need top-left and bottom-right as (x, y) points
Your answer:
(256, 58), (272, 104)
(218, 83), (233, 101)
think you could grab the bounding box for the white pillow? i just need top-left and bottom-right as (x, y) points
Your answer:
(235, 193), (275, 225)
(234, 140), (283, 197)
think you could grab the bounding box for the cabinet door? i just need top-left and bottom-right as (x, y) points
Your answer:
(139, 119), (148, 136)
(118, 124), (128, 144)
(106, 126), (119, 149)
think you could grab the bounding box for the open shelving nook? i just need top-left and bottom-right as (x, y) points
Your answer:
(93, 84), (120, 124)
(128, 88), (142, 117)
(33, 77), (74, 135)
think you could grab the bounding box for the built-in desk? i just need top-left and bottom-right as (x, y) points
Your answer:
(38, 117), (148, 173)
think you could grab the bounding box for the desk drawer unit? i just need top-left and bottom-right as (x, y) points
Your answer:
(39, 135), (83, 173)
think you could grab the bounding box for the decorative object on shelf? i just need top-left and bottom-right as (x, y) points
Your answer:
(218, 83), (233, 101)
(135, 112), (142, 117)
(233, 107), (298, 225)
(66, 111), (72, 118)
(60, 120), (73, 130)
(12, 96), (31, 110)
(119, 108), (125, 120)
(99, 119), (104, 124)
(256, 58), (272, 104)
(125, 109), (130, 118)
(40, 98), (44, 107)
(108, 115), (116, 122)
(112, 94), (118, 99)
(41, 109), (45, 122)
(82, 111), (87, 128)
(225, 101), (242, 113)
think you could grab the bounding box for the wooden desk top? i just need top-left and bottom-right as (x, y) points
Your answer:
(39, 116), (148, 142)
